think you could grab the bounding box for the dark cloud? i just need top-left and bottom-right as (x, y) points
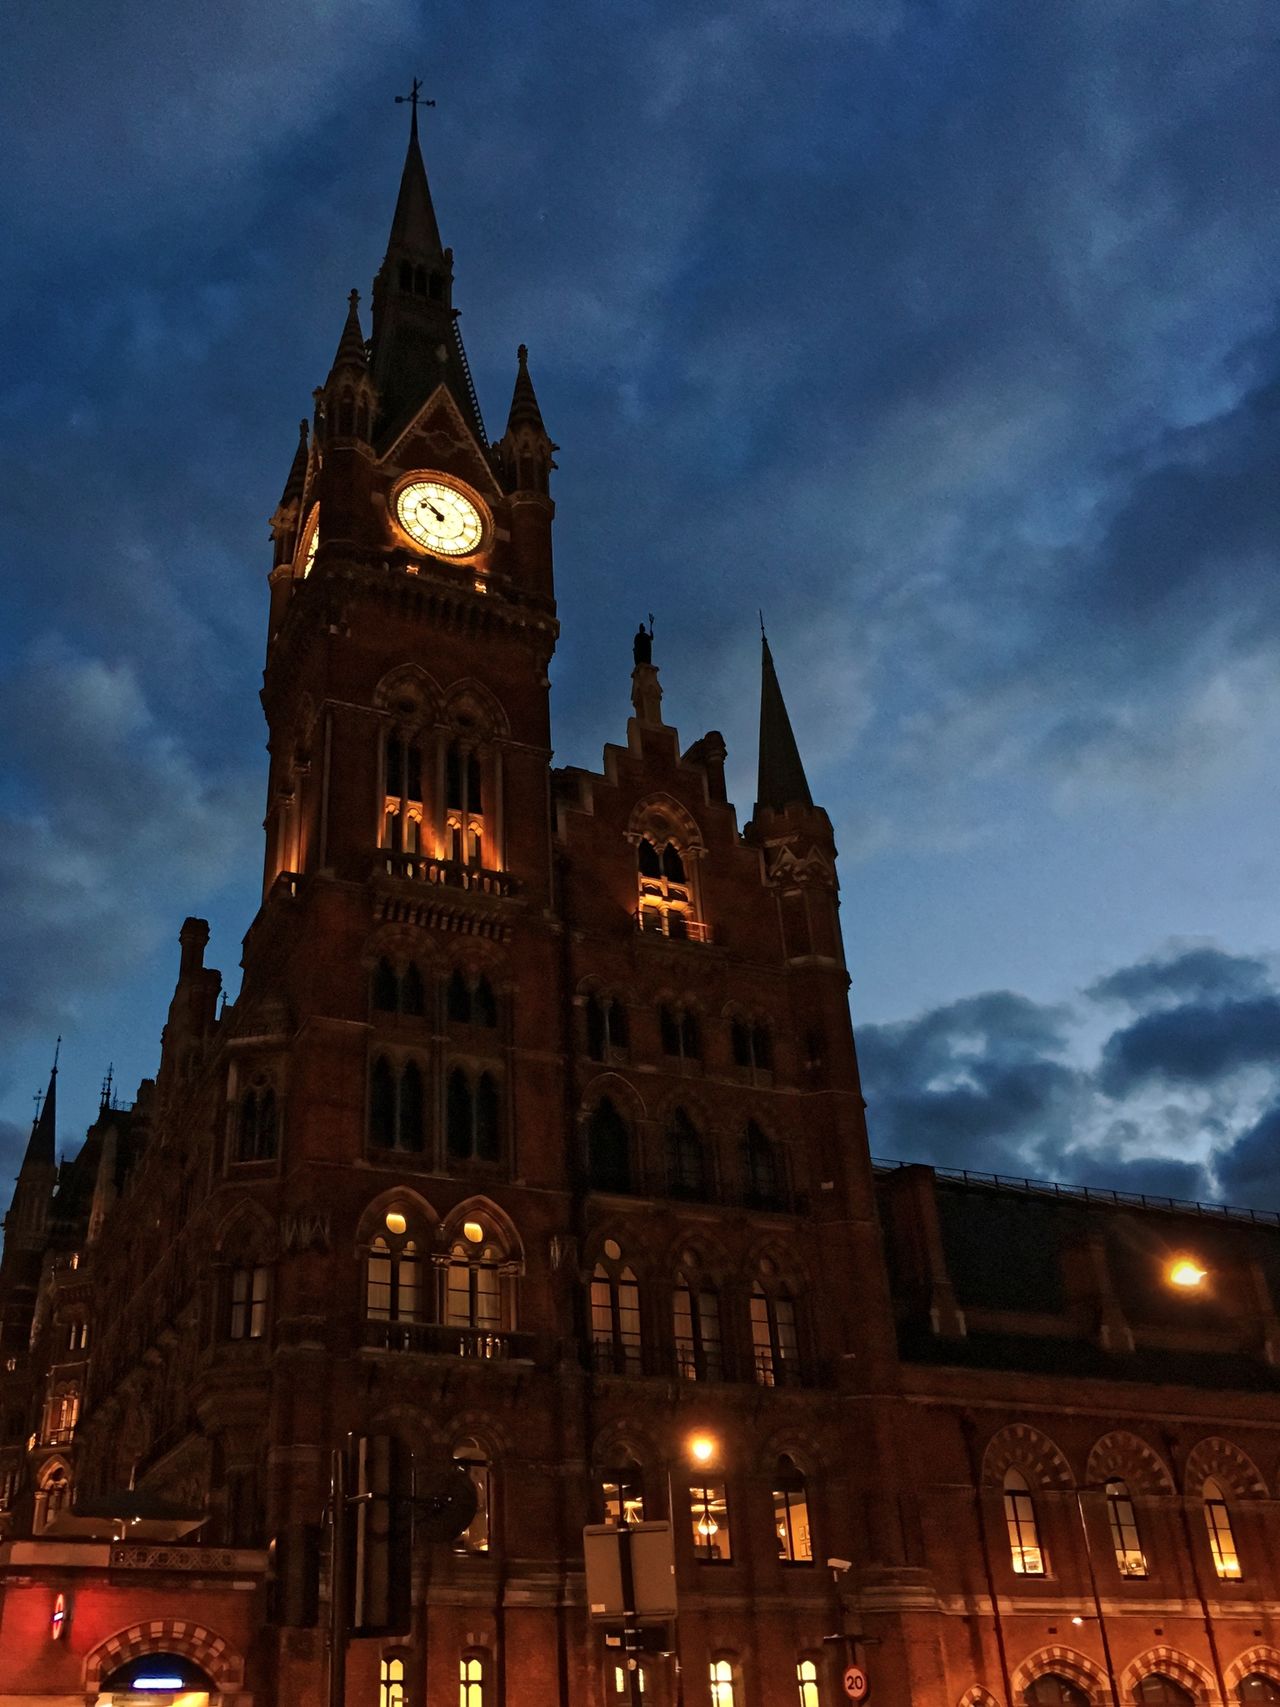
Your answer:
(1089, 947), (1273, 1009)
(1216, 1103), (1280, 1204)
(1098, 997), (1280, 1096)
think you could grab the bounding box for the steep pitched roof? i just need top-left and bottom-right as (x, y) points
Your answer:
(755, 632), (813, 814)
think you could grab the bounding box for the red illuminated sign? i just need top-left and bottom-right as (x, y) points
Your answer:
(50, 1592), (67, 1640)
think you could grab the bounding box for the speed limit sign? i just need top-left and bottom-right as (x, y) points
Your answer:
(844, 1665), (869, 1701)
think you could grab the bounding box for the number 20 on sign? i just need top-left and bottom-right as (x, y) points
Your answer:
(844, 1665), (869, 1701)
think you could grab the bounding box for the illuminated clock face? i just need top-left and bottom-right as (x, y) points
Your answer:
(395, 479), (484, 557)
(299, 509), (319, 577)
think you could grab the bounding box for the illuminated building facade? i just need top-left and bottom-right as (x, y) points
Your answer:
(5, 105), (1280, 1707)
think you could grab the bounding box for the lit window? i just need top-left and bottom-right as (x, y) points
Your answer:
(637, 836), (700, 940)
(66, 1320), (88, 1352)
(460, 1655), (486, 1707)
(797, 1659), (821, 1707)
(300, 509), (319, 577)
(381, 735), (425, 854)
(690, 1481), (732, 1562)
(366, 1236), (423, 1327)
(446, 745), (485, 868)
(751, 1283), (800, 1386)
(1106, 1479), (1147, 1578)
(1003, 1470), (1044, 1575)
(710, 1659), (737, 1707)
(674, 1278), (723, 1381)
(590, 1262), (642, 1374)
(612, 1663), (647, 1697)
(230, 1265), (269, 1340)
(772, 1457), (813, 1563)
(453, 1439), (491, 1553)
(602, 1460), (645, 1527)
(1203, 1477), (1242, 1579)
(380, 1657), (406, 1707)
(1237, 1676), (1280, 1706)
(444, 1229), (508, 1348)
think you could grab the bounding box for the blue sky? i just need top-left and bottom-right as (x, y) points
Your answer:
(2, 0), (1278, 1204)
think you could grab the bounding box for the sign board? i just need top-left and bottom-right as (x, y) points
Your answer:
(583, 1522), (677, 1620)
(844, 1665), (869, 1701)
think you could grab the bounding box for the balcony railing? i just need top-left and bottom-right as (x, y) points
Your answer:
(635, 909), (712, 944)
(362, 1320), (535, 1362)
(377, 854), (516, 898)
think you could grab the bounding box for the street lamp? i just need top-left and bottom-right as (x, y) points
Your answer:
(1168, 1258), (1208, 1289)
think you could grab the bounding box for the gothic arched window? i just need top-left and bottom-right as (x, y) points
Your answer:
(443, 1220), (512, 1348)
(448, 970), (499, 1028)
(743, 1122), (784, 1209)
(237, 1085), (278, 1162)
(590, 1256), (642, 1374)
(1026, 1678), (1090, 1707)
(1135, 1678), (1195, 1707)
(445, 743), (485, 868)
(373, 958), (399, 1011)
(381, 733), (425, 855)
(369, 1057), (426, 1153)
(1106, 1478), (1147, 1577)
(446, 1069), (502, 1163)
(586, 993), (629, 1061)
(771, 1455), (813, 1563)
(666, 1108), (708, 1200)
(587, 1098), (631, 1193)
(1238, 1678), (1280, 1707)
(673, 1273), (723, 1382)
(750, 1281), (799, 1386)
(1203, 1476), (1242, 1579)
(366, 1219), (425, 1345)
(636, 833), (698, 940)
(659, 1003), (701, 1064)
(601, 1455), (645, 1526)
(1003, 1469), (1045, 1575)
(730, 1016), (773, 1078)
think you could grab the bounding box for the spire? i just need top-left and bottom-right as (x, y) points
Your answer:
(326, 289), (368, 381)
(755, 628), (813, 814)
(278, 419), (310, 505)
(387, 88), (446, 265)
(24, 1041), (59, 1169)
(370, 96), (487, 452)
(506, 345), (547, 436)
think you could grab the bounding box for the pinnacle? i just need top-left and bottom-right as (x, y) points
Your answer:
(755, 631), (813, 815)
(505, 343), (548, 437)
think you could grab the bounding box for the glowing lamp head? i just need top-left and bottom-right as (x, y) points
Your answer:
(1168, 1258), (1207, 1289)
(463, 1220), (485, 1244)
(384, 1211), (407, 1236)
(688, 1433), (717, 1467)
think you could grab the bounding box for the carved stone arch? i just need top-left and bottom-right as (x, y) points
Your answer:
(364, 924), (446, 974)
(212, 1198), (277, 1262)
(666, 1228), (733, 1285)
(365, 1403), (442, 1457)
(442, 1194), (524, 1266)
(1228, 1645), (1280, 1700)
(39, 1454), (72, 1488)
(592, 1419), (659, 1469)
(760, 1425), (828, 1478)
(744, 1234), (812, 1295)
(581, 1072), (648, 1124)
(583, 1224), (649, 1277)
(373, 662), (443, 722)
(1012, 1646), (1110, 1704)
(1087, 1431), (1174, 1495)
(653, 1086), (716, 1132)
(1120, 1647), (1215, 1705)
(443, 676), (510, 740)
(355, 1186), (440, 1247)
(627, 792), (706, 857)
(446, 1410), (514, 1463)
(1224, 1648), (1280, 1695)
(959, 1687), (1001, 1707)
(981, 1423), (1074, 1490)
(1185, 1437), (1268, 1500)
(444, 938), (508, 984)
(85, 1619), (244, 1690)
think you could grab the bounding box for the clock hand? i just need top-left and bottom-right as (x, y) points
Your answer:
(421, 499), (446, 524)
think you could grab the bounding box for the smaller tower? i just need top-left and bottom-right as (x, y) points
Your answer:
(496, 345), (557, 602)
(3, 1051), (59, 1252)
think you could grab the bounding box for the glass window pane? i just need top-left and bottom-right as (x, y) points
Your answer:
(710, 1660), (736, 1707)
(698, 1291), (722, 1380)
(690, 1481), (732, 1562)
(674, 1283), (696, 1379)
(797, 1660), (820, 1707)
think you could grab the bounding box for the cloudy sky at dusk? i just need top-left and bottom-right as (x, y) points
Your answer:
(1, 1), (1277, 1205)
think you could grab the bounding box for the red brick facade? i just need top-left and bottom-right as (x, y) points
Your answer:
(4, 114), (1280, 1707)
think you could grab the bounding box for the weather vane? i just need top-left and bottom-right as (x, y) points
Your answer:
(395, 77), (435, 127)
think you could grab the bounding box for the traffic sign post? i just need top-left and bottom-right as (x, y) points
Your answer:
(843, 1662), (869, 1701)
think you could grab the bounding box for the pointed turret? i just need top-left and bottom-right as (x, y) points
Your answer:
(24, 1055), (57, 1171)
(369, 108), (487, 452)
(497, 345), (557, 497)
(326, 289), (370, 384)
(279, 419), (310, 507)
(755, 630), (813, 816)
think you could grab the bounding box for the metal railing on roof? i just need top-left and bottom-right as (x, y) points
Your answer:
(870, 1157), (1280, 1229)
